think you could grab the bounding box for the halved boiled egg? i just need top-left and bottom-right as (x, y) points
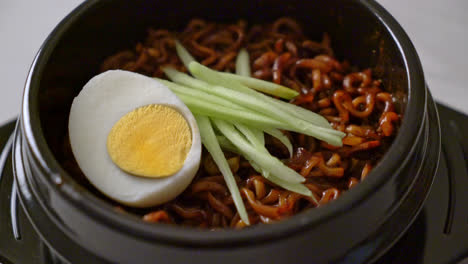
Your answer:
(68, 70), (201, 207)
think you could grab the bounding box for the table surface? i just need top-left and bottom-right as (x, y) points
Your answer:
(1, 0), (467, 124)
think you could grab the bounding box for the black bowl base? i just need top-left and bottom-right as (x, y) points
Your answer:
(1, 103), (467, 264)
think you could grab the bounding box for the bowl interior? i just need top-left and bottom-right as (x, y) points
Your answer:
(29, 0), (412, 240)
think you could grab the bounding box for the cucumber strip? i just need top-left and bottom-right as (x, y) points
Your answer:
(155, 78), (246, 111)
(220, 72), (299, 100)
(263, 173), (312, 196)
(195, 115), (250, 225)
(175, 40), (196, 68)
(187, 61), (332, 129)
(232, 123), (271, 182)
(188, 62), (340, 134)
(172, 41), (330, 128)
(213, 119), (305, 183)
(216, 135), (240, 154)
(233, 124), (309, 196)
(263, 128), (293, 158)
(181, 64), (345, 146)
(173, 42), (314, 202)
(234, 122), (265, 150)
(175, 93), (285, 128)
(251, 127), (265, 147)
(250, 162), (266, 176)
(235, 48), (251, 77)
(164, 67), (343, 144)
(280, 101), (334, 129)
(240, 147), (311, 196)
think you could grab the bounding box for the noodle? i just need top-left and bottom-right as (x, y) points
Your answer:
(90, 17), (402, 229)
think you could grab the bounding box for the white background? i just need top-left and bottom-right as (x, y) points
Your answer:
(1, 0), (467, 125)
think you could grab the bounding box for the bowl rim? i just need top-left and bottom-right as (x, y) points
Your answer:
(20, 0), (426, 246)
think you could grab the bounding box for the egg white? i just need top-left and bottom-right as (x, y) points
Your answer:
(68, 70), (201, 207)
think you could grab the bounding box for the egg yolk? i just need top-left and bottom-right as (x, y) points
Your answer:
(107, 104), (192, 178)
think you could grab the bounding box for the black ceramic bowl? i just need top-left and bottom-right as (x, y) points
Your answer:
(13, 0), (441, 263)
